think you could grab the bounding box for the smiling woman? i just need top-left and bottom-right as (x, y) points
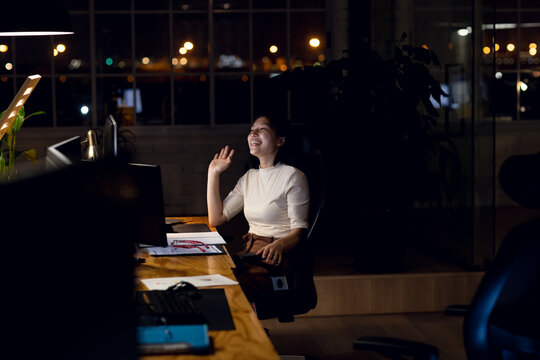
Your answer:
(206, 114), (310, 303)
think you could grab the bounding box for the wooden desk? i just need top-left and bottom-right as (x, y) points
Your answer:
(135, 217), (279, 360)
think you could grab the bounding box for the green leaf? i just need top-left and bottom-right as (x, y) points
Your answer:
(19, 149), (37, 163)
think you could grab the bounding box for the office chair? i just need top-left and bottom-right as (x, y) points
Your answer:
(234, 132), (325, 322)
(354, 153), (540, 360)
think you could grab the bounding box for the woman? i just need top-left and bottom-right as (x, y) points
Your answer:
(207, 115), (310, 300)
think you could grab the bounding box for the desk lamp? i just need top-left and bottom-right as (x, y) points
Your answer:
(0, 75), (41, 140)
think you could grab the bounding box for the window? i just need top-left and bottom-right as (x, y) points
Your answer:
(0, 0), (327, 127)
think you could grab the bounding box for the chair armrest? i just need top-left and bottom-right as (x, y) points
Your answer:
(354, 336), (439, 360)
(444, 304), (469, 316)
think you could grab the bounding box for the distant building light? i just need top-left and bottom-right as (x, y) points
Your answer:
(457, 28), (469, 36)
(309, 38), (320, 48)
(495, 72), (503, 79)
(269, 45), (278, 53)
(80, 105), (89, 115)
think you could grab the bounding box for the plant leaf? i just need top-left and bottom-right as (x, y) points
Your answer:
(19, 149), (38, 163)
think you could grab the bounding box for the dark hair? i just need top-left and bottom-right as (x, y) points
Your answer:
(248, 114), (292, 168)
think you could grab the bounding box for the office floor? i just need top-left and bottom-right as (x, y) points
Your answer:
(261, 312), (466, 360)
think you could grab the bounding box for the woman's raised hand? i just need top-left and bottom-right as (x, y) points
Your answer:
(208, 145), (235, 175)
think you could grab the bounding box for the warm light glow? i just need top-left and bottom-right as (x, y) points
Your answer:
(179, 47), (187, 55)
(495, 43), (500, 51)
(5, 63), (12, 71)
(24, 88), (33, 95)
(529, 43), (537, 49)
(8, 111), (16, 118)
(16, 100), (24, 107)
(507, 43), (515, 51)
(56, 44), (66, 52)
(457, 28), (469, 36)
(519, 81), (528, 91)
(309, 38), (320, 48)
(141, 57), (150, 64)
(530, 48), (537, 56)
(280, 64), (288, 71)
(241, 74), (248, 82)
(171, 57), (179, 65)
(183, 41), (194, 50)
(269, 45), (278, 53)
(483, 46), (491, 54)
(179, 57), (188, 65)
(317, 54), (325, 62)
(0, 44), (7, 52)
(0, 31), (73, 36)
(421, 44), (429, 49)
(53, 49), (58, 56)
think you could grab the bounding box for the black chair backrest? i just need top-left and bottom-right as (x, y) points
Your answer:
(464, 218), (540, 359)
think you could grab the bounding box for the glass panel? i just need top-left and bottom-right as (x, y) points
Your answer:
(253, 13), (287, 72)
(213, 0), (249, 10)
(290, 12), (326, 69)
(56, 77), (92, 127)
(95, 14), (132, 74)
(174, 75), (210, 124)
(68, 0), (89, 10)
(253, 0), (286, 9)
(215, 75), (250, 124)
(21, 77), (53, 127)
(137, 77), (171, 125)
(253, 74), (287, 119)
(53, 15), (90, 74)
(0, 78), (14, 111)
(290, 0), (326, 8)
(135, 14), (170, 73)
(15, 37), (52, 75)
(173, 14), (209, 72)
(172, 0), (208, 11)
(494, 10), (517, 120)
(214, 13), (249, 72)
(135, 0), (169, 10)
(95, 0), (131, 10)
(0, 40), (14, 76)
(96, 76), (133, 126)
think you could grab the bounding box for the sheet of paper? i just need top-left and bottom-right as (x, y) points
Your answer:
(140, 274), (238, 290)
(146, 243), (224, 256)
(166, 232), (226, 245)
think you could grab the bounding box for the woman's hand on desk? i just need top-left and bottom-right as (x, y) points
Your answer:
(257, 241), (284, 266)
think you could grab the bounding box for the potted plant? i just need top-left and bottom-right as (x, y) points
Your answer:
(266, 33), (460, 272)
(0, 106), (44, 183)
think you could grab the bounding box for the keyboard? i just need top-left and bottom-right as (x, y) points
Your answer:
(136, 290), (207, 325)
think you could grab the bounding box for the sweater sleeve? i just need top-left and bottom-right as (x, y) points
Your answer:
(287, 170), (310, 230)
(222, 173), (245, 221)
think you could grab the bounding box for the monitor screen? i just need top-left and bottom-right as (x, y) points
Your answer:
(103, 115), (118, 158)
(127, 163), (168, 247)
(0, 161), (138, 359)
(45, 135), (82, 170)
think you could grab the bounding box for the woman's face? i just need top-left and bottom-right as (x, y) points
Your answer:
(247, 117), (284, 160)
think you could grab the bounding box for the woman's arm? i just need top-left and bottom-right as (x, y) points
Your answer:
(207, 146), (234, 227)
(256, 227), (306, 265)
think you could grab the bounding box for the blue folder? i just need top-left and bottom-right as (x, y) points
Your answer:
(137, 323), (210, 354)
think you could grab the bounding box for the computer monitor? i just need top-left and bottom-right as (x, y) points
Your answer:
(0, 161), (138, 359)
(103, 115), (118, 158)
(45, 135), (82, 170)
(127, 163), (168, 247)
